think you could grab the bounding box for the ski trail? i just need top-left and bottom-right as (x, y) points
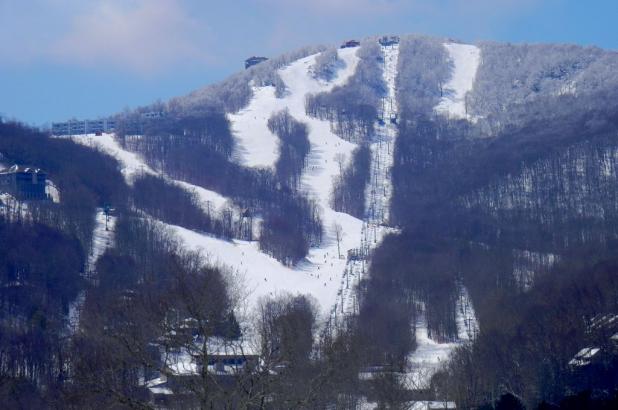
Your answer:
(65, 133), (230, 212)
(404, 284), (479, 389)
(167, 48), (365, 318)
(68, 208), (117, 332)
(434, 43), (481, 121)
(328, 40), (401, 331)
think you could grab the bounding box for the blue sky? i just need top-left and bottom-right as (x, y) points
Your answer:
(1, 0), (616, 126)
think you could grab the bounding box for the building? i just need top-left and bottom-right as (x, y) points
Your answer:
(340, 40), (360, 48)
(0, 165), (48, 200)
(378, 35), (400, 47)
(143, 335), (259, 407)
(51, 117), (116, 136)
(141, 111), (165, 120)
(245, 56), (268, 69)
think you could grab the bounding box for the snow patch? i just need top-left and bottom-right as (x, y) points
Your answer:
(569, 347), (600, 367)
(434, 43), (481, 121)
(46, 180), (61, 203)
(174, 180), (229, 213)
(404, 285), (478, 389)
(87, 208), (117, 275)
(68, 208), (117, 332)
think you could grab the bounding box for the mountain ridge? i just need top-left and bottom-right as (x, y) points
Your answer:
(1, 33), (618, 408)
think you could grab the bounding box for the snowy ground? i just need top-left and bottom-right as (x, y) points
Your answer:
(57, 49), (367, 321)
(434, 43), (481, 121)
(172, 224), (356, 313)
(65, 133), (156, 184)
(64, 133), (231, 213)
(228, 47), (360, 171)
(403, 286), (479, 389)
(168, 47), (367, 320)
(46, 180), (60, 203)
(68, 208), (117, 332)
(330, 42), (401, 328)
(86, 209), (117, 275)
(59, 45), (481, 383)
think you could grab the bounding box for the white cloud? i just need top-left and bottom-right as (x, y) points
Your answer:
(48, 0), (213, 74)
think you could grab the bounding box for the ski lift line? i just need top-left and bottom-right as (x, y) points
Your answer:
(328, 42), (400, 333)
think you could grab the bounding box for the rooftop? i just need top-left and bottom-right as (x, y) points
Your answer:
(0, 164), (46, 175)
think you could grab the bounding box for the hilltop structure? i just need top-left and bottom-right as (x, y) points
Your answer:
(0, 165), (48, 200)
(52, 118), (116, 136)
(245, 56), (268, 69)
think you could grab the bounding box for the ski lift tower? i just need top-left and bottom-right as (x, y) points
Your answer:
(103, 204), (115, 231)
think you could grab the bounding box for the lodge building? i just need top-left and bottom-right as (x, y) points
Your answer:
(0, 165), (48, 201)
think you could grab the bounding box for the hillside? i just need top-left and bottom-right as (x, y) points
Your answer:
(1, 34), (618, 408)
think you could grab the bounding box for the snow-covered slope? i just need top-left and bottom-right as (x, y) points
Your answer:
(403, 285), (479, 389)
(434, 43), (481, 121)
(172, 225), (349, 311)
(229, 48), (360, 171)
(65, 133), (230, 212)
(86, 208), (117, 276)
(68, 208), (117, 332)
(172, 47), (366, 318)
(67, 133), (156, 184)
(331, 41), (401, 328)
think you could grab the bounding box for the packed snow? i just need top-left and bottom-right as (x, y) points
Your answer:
(180, 47), (365, 318)
(65, 133), (230, 213)
(229, 47), (359, 171)
(330, 41), (401, 329)
(434, 43), (481, 121)
(403, 285), (479, 389)
(111, 46), (393, 325)
(171, 215), (360, 317)
(174, 180), (229, 213)
(86, 208), (117, 275)
(65, 133), (156, 184)
(403, 307), (460, 389)
(366, 42), (399, 226)
(68, 208), (117, 332)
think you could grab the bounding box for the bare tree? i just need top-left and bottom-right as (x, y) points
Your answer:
(335, 153), (347, 176)
(334, 222), (344, 259)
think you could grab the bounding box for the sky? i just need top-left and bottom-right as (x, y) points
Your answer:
(1, 0), (617, 126)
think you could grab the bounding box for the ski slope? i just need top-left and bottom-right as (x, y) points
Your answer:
(86, 209), (117, 275)
(434, 43), (481, 121)
(171, 47), (367, 318)
(404, 286), (479, 389)
(229, 47), (360, 172)
(68, 208), (117, 332)
(65, 133), (230, 212)
(172, 224), (354, 312)
(66, 133), (156, 184)
(329, 41), (401, 329)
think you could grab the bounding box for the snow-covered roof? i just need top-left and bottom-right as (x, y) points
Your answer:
(0, 164), (45, 174)
(163, 336), (258, 376)
(569, 347), (600, 367)
(145, 376), (174, 396)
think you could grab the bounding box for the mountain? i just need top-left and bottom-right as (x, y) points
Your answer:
(1, 34), (618, 409)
